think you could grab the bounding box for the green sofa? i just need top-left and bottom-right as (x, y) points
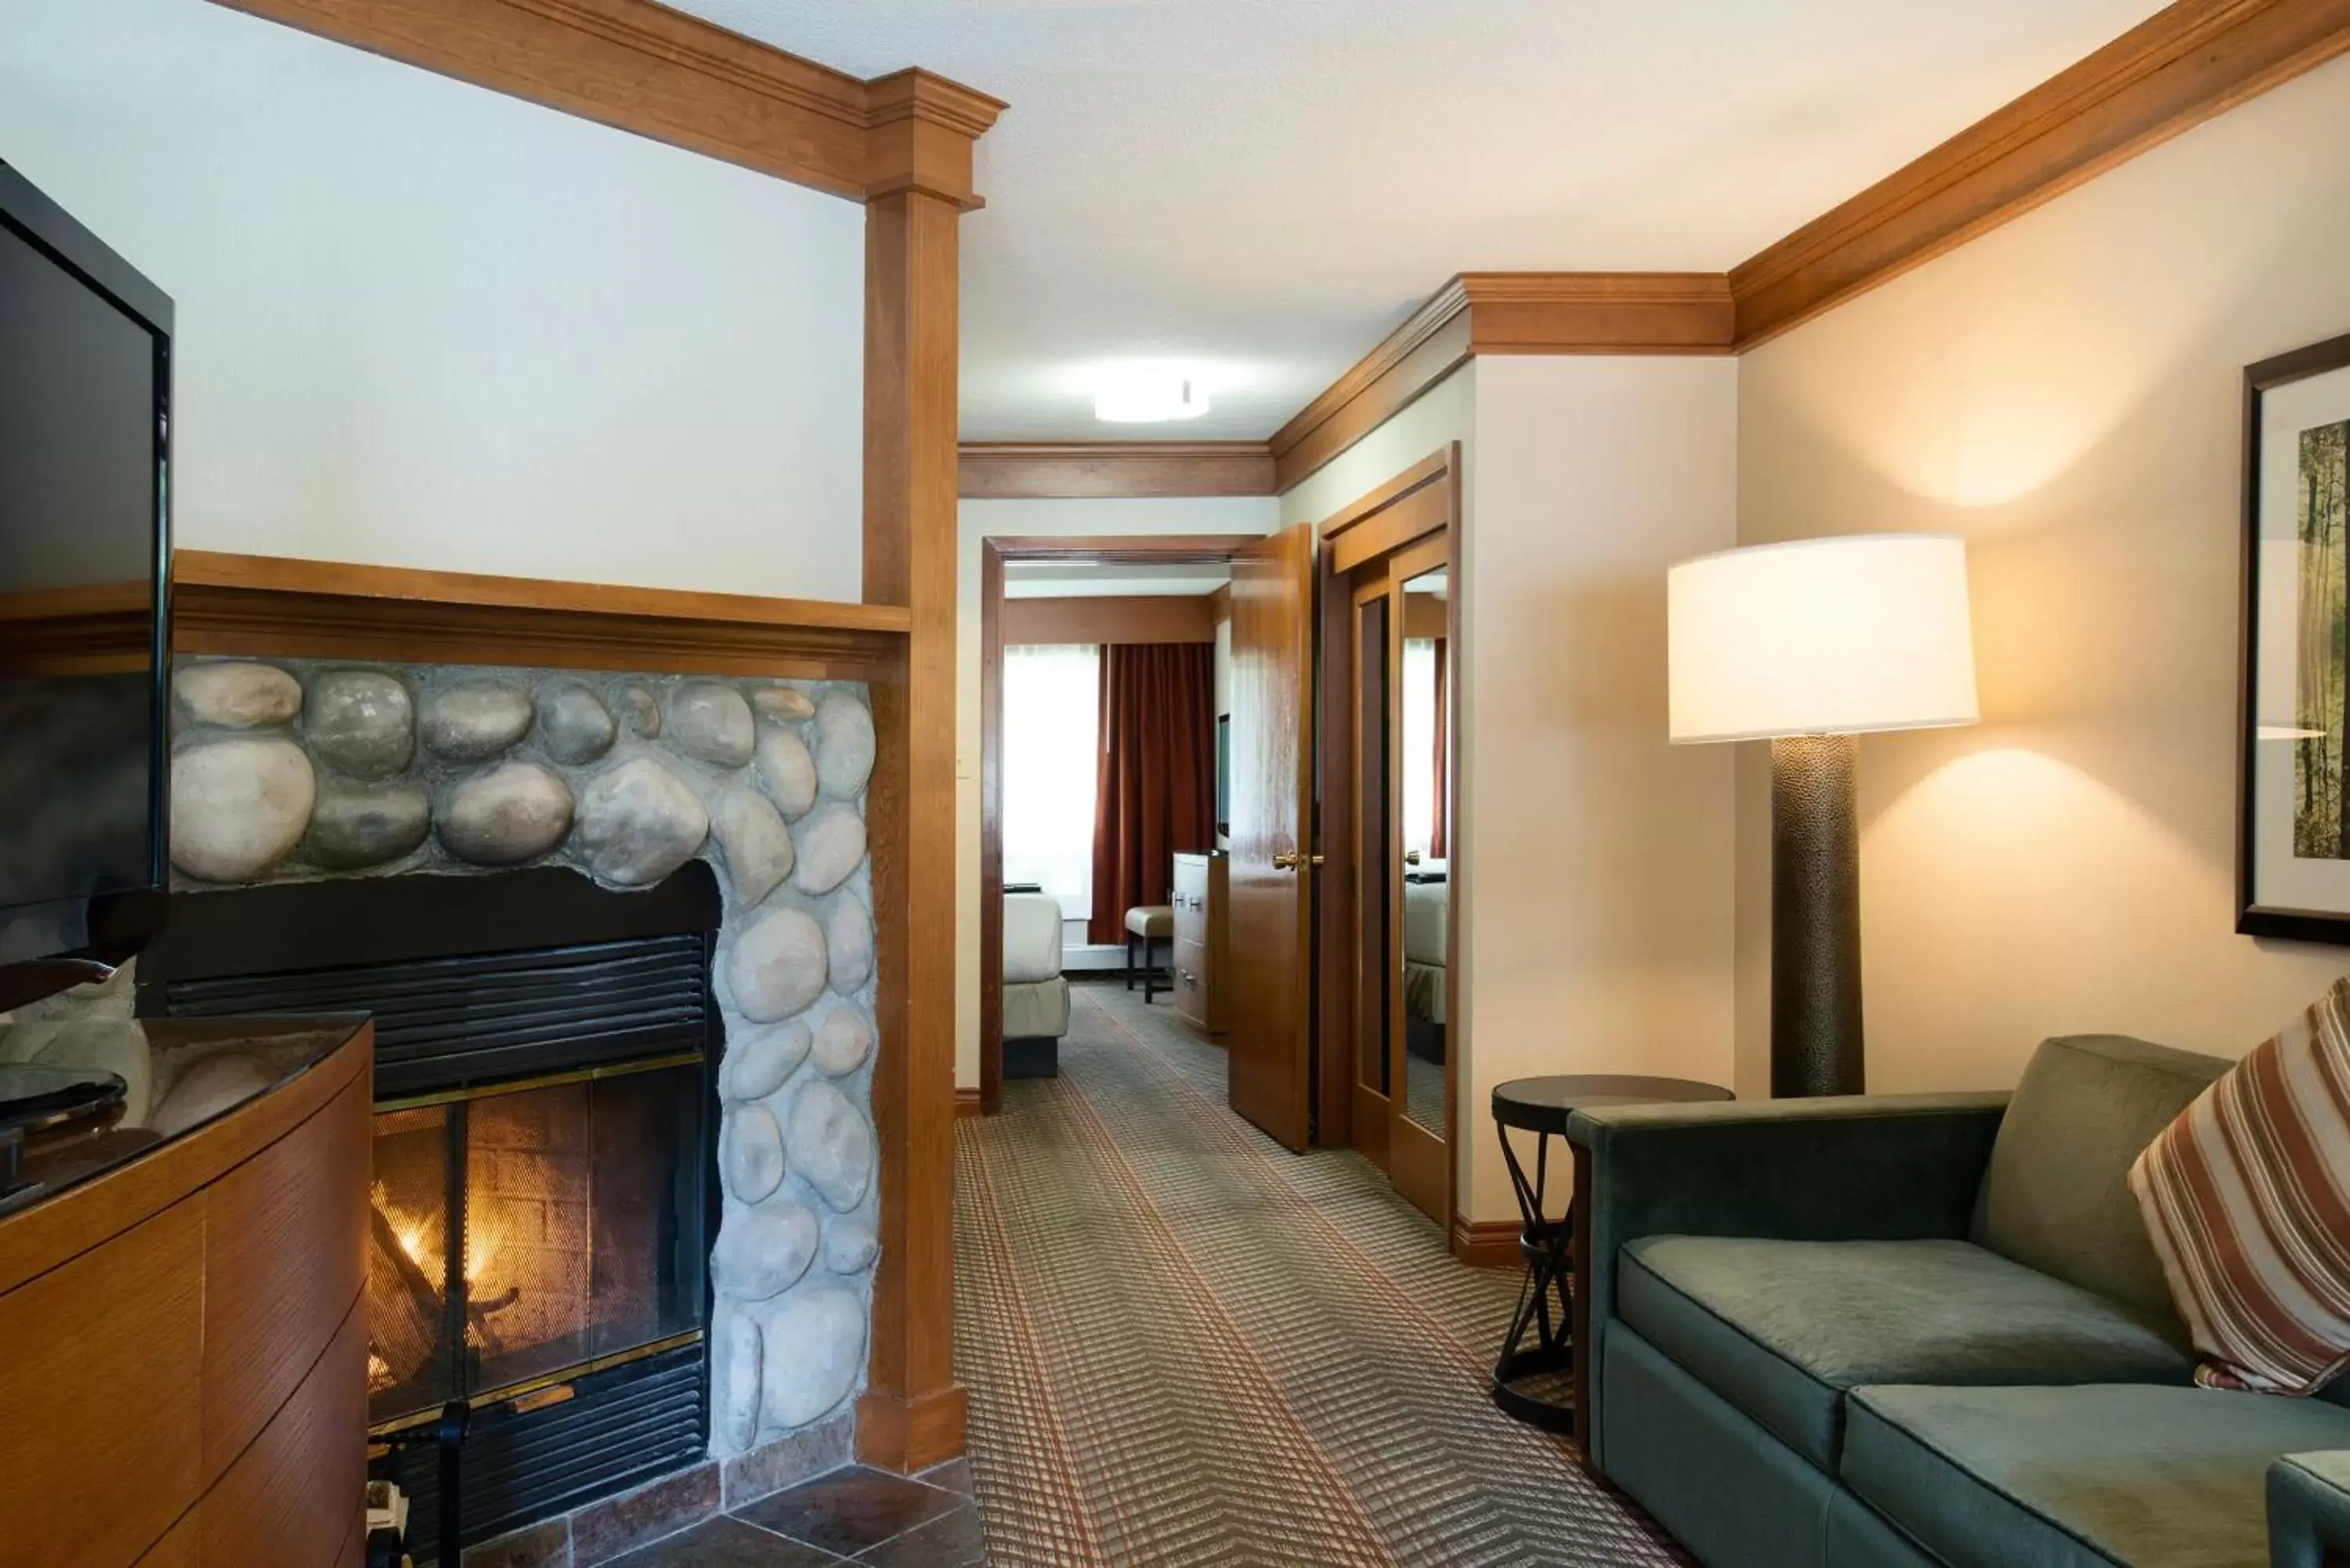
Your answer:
(1566, 1034), (2350, 1568)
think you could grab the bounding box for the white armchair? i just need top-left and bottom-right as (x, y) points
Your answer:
(1002, 892), (1071, 1078)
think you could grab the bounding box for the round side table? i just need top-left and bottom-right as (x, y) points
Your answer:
(1489, 1074), (1732, 1433)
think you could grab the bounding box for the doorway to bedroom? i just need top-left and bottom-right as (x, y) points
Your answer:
(980, 537), (1255, 1111)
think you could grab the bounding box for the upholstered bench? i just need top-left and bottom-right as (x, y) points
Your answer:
(1124, 905), (1173, 1003)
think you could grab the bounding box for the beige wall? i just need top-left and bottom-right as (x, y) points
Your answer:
(1282, 358), (1740, 1223)
(956, 496), (1281, 1089)
(1462, 357), (1739, 1219)
(2, 0), (864, 600)
(1734, 52), (2350, 1100)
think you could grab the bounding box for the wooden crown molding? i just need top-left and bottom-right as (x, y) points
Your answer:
(957, 442), (1278, 499)
(172, 550), (911, 680)
(208, 0), (1004, 207)
(1271, 0), (2350, 491)
(1730, 0), (2350, 346)
(1270, 273), (1732, 491)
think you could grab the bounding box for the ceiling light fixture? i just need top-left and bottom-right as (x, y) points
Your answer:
(1092, 365), (1210, 424)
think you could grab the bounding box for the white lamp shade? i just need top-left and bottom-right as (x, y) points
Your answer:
(1669, 533), (1979, 743)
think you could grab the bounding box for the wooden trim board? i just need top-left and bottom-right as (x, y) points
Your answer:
(859, 184), (969, 1475)
(172, 550), (909, 679)
(960, 442), (1278, 499)
(1271, 274), (1734, 491)
(1271, 0), (2350, 491)
(1002, 594), (1217, 645)
(208, 0), (1005, 207)
(1730, 0), (2350, 345)
(1450, 1218), (1520, 1270)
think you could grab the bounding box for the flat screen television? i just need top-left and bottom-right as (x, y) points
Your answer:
(0, 159), (172, 1009)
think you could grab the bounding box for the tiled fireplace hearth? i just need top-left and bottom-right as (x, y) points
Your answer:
(135, 656), (886, 1565)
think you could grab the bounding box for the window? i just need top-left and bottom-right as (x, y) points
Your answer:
(1003, 643), (1101, 920)
(1402, 636), (1437, 857)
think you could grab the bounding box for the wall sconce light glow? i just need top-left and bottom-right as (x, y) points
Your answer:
(1092, 365), (1211, 424)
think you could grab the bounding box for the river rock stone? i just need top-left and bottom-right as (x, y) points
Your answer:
(537, 681), (616, 764)
(789, 1081), (873, 1213)
(721, 1104), (786, 1204)
(720, 1020), (810, 1103)
(573, 757), (707, 887)
(728, 909), (827, 1024)
(712, 788), (794, 906)
(174, 662), (300, 728)
(171, 738), (316, 882)
(617, 683), (662, 739)
(812, 1007), (873, 1078)
(822, 1216), (877, 1276)
(667, 681), (754, 768)
(753, 686), (815, 724)
(438, 761), (572, 865)
(791, 805), (866, 897)
(755, 729), (818, 820)
(421, 679), (533, 761)
(712, 1198), (817, 1301)
(306, 780), (430, 869)
(711, 1307), (761, 1454)
(305, 670), (414, 779)
(812, 694), (874, 800)
(826, 901), (873, 998)
(757, 1287), (865, 1429)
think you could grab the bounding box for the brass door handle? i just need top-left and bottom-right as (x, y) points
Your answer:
(1271, 852), (1325, 871)
(1405, 850), (1422, 865)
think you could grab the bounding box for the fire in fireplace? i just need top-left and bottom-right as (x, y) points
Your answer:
(367, 1059), (706, 1428)
(139, 864), (723, 1555)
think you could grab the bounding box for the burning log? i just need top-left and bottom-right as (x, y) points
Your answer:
(367, 1203), (442, 1391)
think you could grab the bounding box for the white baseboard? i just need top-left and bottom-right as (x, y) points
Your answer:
(1062, 944), (1128, 973)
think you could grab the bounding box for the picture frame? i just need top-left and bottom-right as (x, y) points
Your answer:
(2240, 329), (2350, 942)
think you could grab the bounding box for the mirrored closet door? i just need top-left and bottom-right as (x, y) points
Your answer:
(1347, 529), (1455, 1224)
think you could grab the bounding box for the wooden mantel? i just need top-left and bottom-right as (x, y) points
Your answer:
(172, 550), (911, 681)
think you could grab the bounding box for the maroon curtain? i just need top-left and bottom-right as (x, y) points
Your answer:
(1088, 643), (1217, 945)
(1430, 638), (1449, 858)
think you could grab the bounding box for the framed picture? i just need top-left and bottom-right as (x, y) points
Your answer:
(2241, 331), (2350, 941)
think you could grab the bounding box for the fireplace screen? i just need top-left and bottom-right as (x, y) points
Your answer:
(367, 1058), (707, 1429)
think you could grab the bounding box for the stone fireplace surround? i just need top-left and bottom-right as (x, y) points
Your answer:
(161, 652), (885, 1563)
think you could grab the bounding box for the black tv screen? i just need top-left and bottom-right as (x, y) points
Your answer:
(0, 160), (171, 995)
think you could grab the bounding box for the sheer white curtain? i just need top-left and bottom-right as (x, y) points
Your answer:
(1003, 643), (1101, 920)
(1402, 638), (1437, 858)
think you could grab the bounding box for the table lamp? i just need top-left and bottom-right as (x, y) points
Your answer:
(1668, 534), (1978, 1097)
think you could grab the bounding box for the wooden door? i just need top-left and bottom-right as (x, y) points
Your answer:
(1226, 522), (1317, 1151)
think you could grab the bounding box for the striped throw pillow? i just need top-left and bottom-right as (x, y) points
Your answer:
(2128, 976), (2350, 1395)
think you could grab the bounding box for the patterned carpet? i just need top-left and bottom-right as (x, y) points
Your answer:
(953, 981), (1687, 1567)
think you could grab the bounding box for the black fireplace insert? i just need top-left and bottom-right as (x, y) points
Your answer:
(137, 864), (724, 1559)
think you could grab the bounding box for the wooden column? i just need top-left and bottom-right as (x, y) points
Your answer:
(859, 72), (1000, 1474)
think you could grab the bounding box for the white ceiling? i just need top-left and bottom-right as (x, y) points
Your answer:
(670, 0), (2167, 441)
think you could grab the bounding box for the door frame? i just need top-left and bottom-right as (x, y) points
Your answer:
(979, 533), (1266, 1112)
(1311, 446), (1465, 1241)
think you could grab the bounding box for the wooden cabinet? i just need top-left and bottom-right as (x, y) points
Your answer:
(1171, 852), (1229, 1035)
(0, 1019), (372, 1568)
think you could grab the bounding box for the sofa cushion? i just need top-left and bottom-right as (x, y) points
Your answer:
(1844, 1383), (2350, 1568)
(1971, 1034), (2229, 1331)
(2129, 975), (2350, 1396)
(1620, 1236), (2193, 1472)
